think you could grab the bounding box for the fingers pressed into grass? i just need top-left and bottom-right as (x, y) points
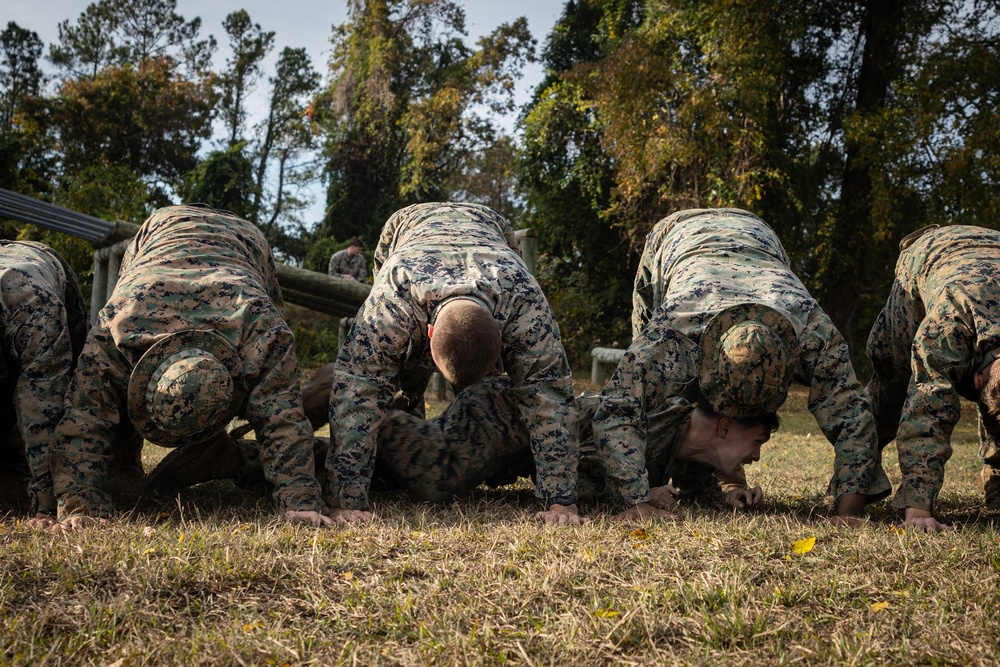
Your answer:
(536, 503), (587, 525)
(50, 516), (109, 533)
(284, 510), (337, 527)
(328, 508), (373, 524)
(614, 503), (679, 522)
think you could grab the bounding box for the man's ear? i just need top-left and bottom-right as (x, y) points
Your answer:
(975, 371), (985, 392)
(716, 416), (732, 438)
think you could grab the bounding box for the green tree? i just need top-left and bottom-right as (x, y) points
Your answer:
(219, 10), (274, 147)
(447, 133), (520, 221)
(252, 46), (321, 247)
(0, 22), (49, 193)
(28, 56), (215, 207)
(520, 0), (1000, 364)
(182, 142), (255, 218)
(0, 22), (44, 132)
(313, 0), (534, 244)
(49, 0), (215, 79)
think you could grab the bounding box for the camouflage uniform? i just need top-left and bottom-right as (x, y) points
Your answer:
(0, 241), (88, 515)
(327, 248), (368, 282)
(867, 225), (1000, 512)
(374, 376), (723, 505)
(326, 202), (579, 510)
(52, 204), (323, 519)
(595, 207), (891, 507)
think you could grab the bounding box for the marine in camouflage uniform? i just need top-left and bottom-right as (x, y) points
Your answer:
(326, 202), (579, 515)
(0, 241), (88, 515)
(867, 225), (1000, 523)
(595, 208), (891, 513)
(147, 373), (736, 510)
(51, 204), (325, 522)
(374, 377), (739, 507)
(327, 243), (368, 282)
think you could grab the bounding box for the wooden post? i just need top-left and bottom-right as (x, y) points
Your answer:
(514, 228), (537, 274)
(90, 253), (108, 324)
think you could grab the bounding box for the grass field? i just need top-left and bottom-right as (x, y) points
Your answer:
(2, 381), (999, 666)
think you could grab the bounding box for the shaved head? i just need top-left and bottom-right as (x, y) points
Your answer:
(430, 299), (502, 389)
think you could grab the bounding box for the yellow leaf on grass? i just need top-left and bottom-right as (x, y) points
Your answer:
(178, 532), (185, 543)
(629, 528), (649, 540)
(342, 572), (355, 581)
(792, 536), (816, 554)
(242, 621), (263, 632)
(140, 548), (155, 557)
(593, 608), (619, 618)
(870, 601), (890, 612)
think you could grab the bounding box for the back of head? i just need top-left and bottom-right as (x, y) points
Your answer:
(697, 399), (781, 434)
(430, 299), (502, 390)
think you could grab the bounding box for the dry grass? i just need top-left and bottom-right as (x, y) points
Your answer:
(2, 383), (1000, 666)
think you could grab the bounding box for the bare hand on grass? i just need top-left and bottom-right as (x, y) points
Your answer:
(23, 514), (57, 530)
(50, 516), (109, 533)
(818, 492), (867, 528)
(649, 484), (679, 511)
(723, 486), (763, 510)
(536, 503), (586, 525)
(327, 508), (372, 524)
(615, 503), (678, 521)
(902, 507), (951, 532)
(285, 510), (337, 527)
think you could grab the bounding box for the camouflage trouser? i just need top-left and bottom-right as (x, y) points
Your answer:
(375, 375), (535, 501)
(150, 375), (605, 505)
(866, 278), (917, 449)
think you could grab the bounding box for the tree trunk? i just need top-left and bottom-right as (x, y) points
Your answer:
(818, 0), (909, 348)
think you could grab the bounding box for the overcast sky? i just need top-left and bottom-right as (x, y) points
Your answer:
(2, 0), (564, 225)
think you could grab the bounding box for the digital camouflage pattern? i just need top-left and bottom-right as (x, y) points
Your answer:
(327, 202), (579, 510)
(0, 241), (88, 515)
(149, 372), (726, 508)
(375, 375), (727, 505)
(327, 248), (368, 282)
(52, 204), (323, 519)
(867, 224), (1000, 512)
(596, 208), (890, 507)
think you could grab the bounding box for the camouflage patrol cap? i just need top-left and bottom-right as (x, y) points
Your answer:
(699, 303), (797, 419)
(127, 330), (246, 446)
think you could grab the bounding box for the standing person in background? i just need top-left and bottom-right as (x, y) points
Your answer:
(325, 202), (583, 525)
(327, 237), (368, 282)
(594, 208), (891, 521)
(0, 241), (88, 518)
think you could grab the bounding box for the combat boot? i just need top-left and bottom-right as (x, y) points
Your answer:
(977, 464), (1000, 509)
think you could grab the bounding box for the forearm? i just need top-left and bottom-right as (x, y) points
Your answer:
(326, 369), (390, 510)
(519, 380), (579, 505)
(52, 404), (118, 519)
(889, 383), (958, 512)
(51, 334), (129, 519)
(805, 325), (891, 501)
(592, 399), (651, 506)
(256, 418), (325, 513)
